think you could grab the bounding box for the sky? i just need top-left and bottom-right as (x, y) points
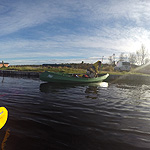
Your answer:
(0, 0), (150, 65)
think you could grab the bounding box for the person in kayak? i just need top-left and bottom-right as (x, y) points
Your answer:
(86, 60), (102, 78)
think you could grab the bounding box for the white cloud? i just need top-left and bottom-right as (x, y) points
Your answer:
(1, 0), (150, 36)
(0, 0), (74, 36)
(73, 0), (150, 28)
(1, 26), (150, 63)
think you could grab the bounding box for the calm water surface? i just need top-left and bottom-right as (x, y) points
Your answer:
(0, 76), (150, 150)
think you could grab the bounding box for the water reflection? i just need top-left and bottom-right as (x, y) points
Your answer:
(84, 82), (108, 88)
(40, 82), (77, 93)
(39, 81), (150, 149)
(1, 76), (4, 83)
(99, 82), (108, 87)
(110, 81), (150, 109)
(85, 82), (108, 99)
(40, 82), (108, 92)
(111, 77), (150, 86)
(40, 82), (109, 100)
(2, 76), (150, 149)
(1, 128), (10, 150)
(85, 86), (98, 99)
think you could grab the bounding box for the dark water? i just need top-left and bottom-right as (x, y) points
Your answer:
(0, 76), (150, 149)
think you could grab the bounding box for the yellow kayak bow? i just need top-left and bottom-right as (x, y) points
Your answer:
(0, 107), (8, 129)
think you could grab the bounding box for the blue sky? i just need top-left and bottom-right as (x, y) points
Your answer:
(0, 0), (150, 65)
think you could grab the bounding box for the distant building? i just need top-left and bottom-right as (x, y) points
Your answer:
(0, 62), (9, 68)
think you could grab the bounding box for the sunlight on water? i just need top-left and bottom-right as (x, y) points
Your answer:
(88, 82), (108, 88)
(99, 82), (108, 87)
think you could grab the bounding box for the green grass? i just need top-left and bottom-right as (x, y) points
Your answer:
(0, 65), (146, 76)
(0, 66), (86, 74)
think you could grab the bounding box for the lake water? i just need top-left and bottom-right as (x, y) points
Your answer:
(0, 76), (150, 150)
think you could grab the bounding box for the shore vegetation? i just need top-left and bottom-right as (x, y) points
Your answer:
(0, 64), (145, 76)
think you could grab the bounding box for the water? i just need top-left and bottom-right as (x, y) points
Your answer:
(0, 76), (150, 149)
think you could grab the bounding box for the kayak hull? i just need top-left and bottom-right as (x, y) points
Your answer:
(40, 71), (109, 83)
(0, 107), (8, 129)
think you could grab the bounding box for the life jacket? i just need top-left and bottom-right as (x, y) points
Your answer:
(83, 74), (89, 78)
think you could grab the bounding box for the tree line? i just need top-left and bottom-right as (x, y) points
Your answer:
(109, 44), (149, 66)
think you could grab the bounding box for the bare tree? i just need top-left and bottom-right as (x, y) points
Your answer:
(145, 58), (150, 64)
(119, 53), (125, 61)
(112, 54), (115, 65)
(108, 56), (113, 64)
(136, 44), (148, 65)
(128, 53), (136, 64)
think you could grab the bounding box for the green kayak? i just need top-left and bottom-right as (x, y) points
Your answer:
(40, 71), (109, 83)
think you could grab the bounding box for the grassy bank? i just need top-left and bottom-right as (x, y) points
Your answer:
(0, 66), (86, 74)
(0, 65), (145, 76)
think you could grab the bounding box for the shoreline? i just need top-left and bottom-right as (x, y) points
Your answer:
(0, 70), (40, 78)
(0, 70), (150, 83)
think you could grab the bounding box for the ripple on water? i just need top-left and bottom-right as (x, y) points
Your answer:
(0, 77), (150, 149)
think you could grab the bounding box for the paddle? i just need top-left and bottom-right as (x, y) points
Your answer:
(0, 107), (8, 129)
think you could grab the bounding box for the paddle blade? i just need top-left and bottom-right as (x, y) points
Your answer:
(0, 107), (8, 129)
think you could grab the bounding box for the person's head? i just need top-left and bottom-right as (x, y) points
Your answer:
(98, 61), (101, 65)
